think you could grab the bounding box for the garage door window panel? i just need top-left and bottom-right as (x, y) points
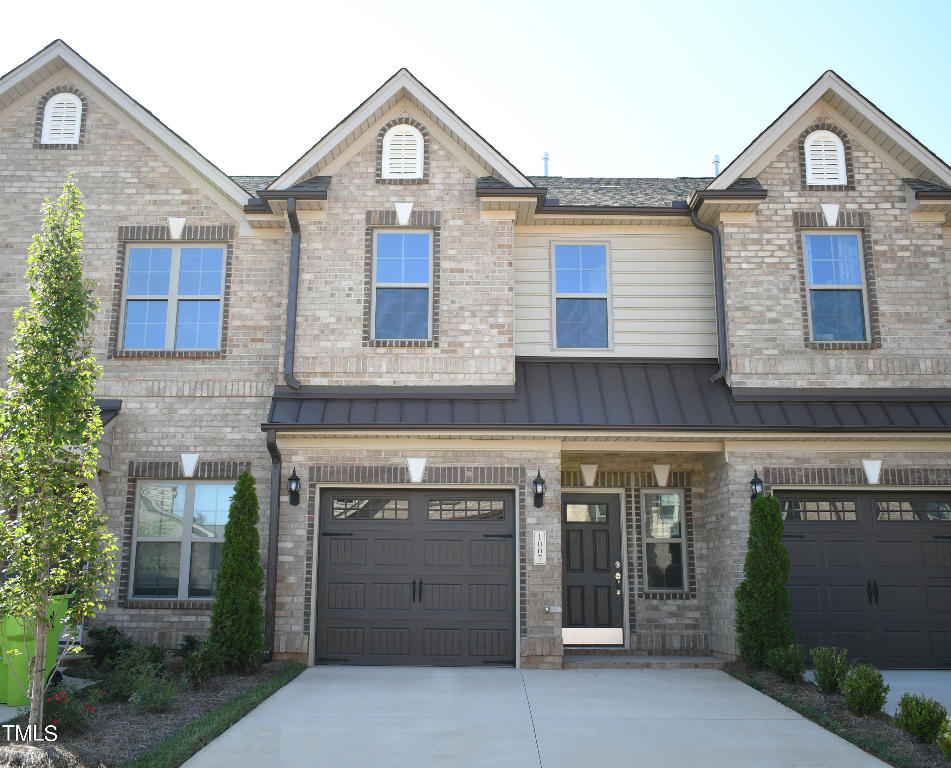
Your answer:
(332, 498), (410, 520)
(781, 498), (857, 521)
(428, 499), (505, 521)
(131, 482), (231, 599)
(876, 499), (951, 522)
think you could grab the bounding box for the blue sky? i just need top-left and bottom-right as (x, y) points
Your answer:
(3, 0), (949, 179)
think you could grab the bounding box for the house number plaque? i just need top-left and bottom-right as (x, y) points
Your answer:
(533, 530), (546, 564)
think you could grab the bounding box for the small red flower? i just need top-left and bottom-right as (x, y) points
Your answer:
(51, 720), (58, 725)
(46, 697), (51, 703)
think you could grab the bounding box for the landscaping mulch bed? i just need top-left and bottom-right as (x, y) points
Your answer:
(0, 660), (292, 768)
(726, 663), (947, 768)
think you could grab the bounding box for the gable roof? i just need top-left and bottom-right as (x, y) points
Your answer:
(526, 176), (713, 207)
(0, 40), (251, 215)
(709, 70), (951, 190)
(268, 68), (533, 191)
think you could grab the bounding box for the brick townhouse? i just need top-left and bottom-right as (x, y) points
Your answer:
(1, 40), (950, 670)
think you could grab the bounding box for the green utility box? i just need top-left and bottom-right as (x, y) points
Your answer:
(0, 595), (71, 706)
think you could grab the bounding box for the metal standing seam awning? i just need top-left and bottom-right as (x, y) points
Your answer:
(261, 360), (951, 434)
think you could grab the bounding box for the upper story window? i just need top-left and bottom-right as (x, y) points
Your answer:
(803, 232), (868, 342)
(553, 243), (610, 349)
(373, 231), (432, 340)
(41, 93), (83, 144)
(131, 481), (231, 598)
(804, 130), (847, 185)
(382, 125), (424, 179)
(121, 245), (225, 351)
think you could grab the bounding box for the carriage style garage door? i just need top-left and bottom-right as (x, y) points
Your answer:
(316, 489), (516, 666)
(778, 491), (951, 668)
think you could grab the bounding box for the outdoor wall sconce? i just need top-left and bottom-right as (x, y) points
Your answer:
(532, 470), (546, 508)
(288, 468), (301, 506)
(750, 470), (764, 502)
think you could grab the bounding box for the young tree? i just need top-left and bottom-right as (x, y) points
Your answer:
(735, 493), (793, 667)
(0, 176), (117, 734)
(209, 470), (265, 671)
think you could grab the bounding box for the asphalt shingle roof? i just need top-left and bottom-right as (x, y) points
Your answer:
(526, 176), (714, 207)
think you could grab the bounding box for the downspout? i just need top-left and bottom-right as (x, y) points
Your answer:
(689, 209), (728, 383)
(264, 429), (281, 654)
(283, 197), (302, 389)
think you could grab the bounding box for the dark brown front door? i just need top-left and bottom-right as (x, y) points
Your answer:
(562, 493), (624, 645)
(779, 491), (951, 668)
(316, 489), (515, 666)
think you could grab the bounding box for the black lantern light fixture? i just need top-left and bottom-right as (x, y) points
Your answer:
(288, 467), (301, 506)
(532, 470), (546, 508)
(750, 470), (764, 502)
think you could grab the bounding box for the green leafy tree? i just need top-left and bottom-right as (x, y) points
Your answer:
(0, 177), (117, 733)
(209, 471), (265, 671)
(735, 493), (793, 667)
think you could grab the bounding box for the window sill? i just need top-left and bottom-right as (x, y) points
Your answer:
(112, 349), (223, 359)
(119, 599), (214, 610)
(376, 177), (428, 185)
(35, 142), (81, 150)
(807, 341), (878, 351)
(365, 338), (436, 348)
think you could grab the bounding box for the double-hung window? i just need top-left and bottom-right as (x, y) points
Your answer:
(373, 231), (432, 340)
(642, 489), (685, 591)
(553, 243), (610, 348)
(121, 245), (225, 351)
(803, 233), (867, 342)
(131, 481), (232, 599)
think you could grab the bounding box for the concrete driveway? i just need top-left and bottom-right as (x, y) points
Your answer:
(183, 667), (888, 768)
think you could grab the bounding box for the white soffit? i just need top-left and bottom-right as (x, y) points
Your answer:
(862, 459), (883, 485)
(269, 69), (532, 190)
(0, 41), (251, 214)
(709, 71), (951, 190)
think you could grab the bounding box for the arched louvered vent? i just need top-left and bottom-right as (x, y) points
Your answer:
(804, 130), (846, 185)
(382, 125), (424, 179)
(41, 93), (83, 144)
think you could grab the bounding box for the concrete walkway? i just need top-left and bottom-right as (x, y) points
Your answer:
(183, 667), (889, 768)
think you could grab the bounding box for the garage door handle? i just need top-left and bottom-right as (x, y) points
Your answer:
(866, 582), (874, 605)
(418, 580), (424, 605)
(873, 581), (879, 605)
(321, 532), (353, 537)
(411, 580), (417, 602)
(483, 533), (513, 539)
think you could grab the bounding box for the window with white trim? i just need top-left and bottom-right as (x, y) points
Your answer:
(130, 481), (232, 598)
(803, 232), (868, 342)
(382, 125), (424, 179)
(120, 245), (225, 350)
(372, 230), (432, 340)
(553, 243), (610, 348)
(41, 93), (82, 144)
(804, 130), (847, 185)
(642, 489), (685, 591)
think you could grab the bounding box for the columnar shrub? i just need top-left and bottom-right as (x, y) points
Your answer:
(735, 494), (793, 667)
(810, 646), (851, 695)
(894, 693), (948, 743)
(209, 471), (266, 672)
(842, 664), (889, 716)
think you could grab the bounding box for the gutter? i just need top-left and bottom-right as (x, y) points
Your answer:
(264, 430), (281, 654)
(283, 198), (302, 389)
(688, 209), (728, 383)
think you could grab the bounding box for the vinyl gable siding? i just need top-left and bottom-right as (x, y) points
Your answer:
(514, 226), (717, 357)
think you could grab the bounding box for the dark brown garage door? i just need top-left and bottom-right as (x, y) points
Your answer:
(316, 489), (515, 666)
(778, 491), (951, 668)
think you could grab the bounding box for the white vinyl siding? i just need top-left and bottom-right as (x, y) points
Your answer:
(41, 93), (82, 144)
(382, 125), (424, 179)
(804, 130), (847, 185)
(515, 228), (717, 357)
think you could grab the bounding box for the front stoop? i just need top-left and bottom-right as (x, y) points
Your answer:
(562, 651), (725, 669)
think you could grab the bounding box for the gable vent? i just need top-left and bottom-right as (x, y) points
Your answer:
(41, 93), (82, 144)
(383, 125), (424, 179)
(804, 129), (846, 185)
